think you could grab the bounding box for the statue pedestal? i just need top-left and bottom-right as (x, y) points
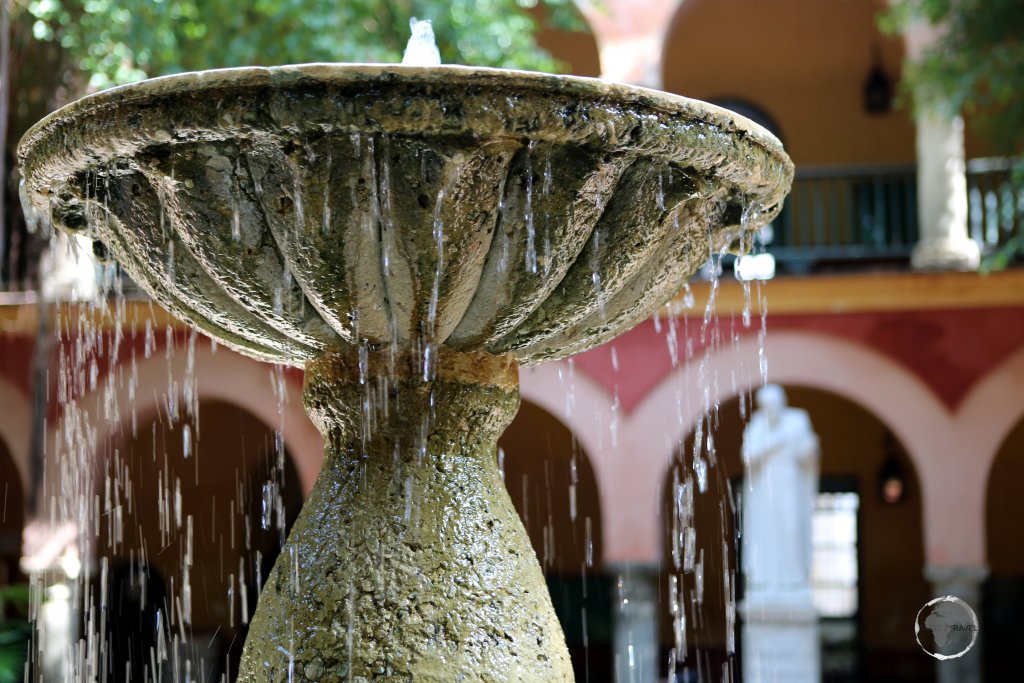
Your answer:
(740, 591), (820, 683)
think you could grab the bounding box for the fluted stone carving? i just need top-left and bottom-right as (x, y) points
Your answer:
(20, 65), (792, 681)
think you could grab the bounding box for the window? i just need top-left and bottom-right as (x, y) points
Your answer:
(811, 491), (860, 618)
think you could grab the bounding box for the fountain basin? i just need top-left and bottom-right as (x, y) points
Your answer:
(18, 64), (791, 364)
(19, 64), (792, 681)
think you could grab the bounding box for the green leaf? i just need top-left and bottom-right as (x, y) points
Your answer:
(880, 0), (1024, 154)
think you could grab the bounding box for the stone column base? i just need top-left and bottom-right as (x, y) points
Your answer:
(924, 564), (989, 683)
(911, 237), (981, 271)
(239, 348), (573, 682)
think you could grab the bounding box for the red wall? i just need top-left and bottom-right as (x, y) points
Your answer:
(4, 305), (1024, 415)
(573, 306), (1024, 412)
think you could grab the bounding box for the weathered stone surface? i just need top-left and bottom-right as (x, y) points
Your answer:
(489, 160), (700, 354)
(239, 348), (573, 682)
(447, 143), (629, 349)
(18, 65), (795, 682)
(522, 195), (730, 361)
(18, 65), (792, 365)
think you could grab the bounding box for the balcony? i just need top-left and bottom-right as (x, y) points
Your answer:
(767, 158), (1022, 275)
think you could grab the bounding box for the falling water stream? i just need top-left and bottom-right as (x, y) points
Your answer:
(7, 23), (785, 683)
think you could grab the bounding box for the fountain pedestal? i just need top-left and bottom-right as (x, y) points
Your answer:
(241, 348), (572, 681)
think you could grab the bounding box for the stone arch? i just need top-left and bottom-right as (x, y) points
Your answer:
(975, 347), (1024, 565)
(650, 331), (962, 566)
(520, 362), (620, 560)
(961, 344), (1024, 512)
(99, 397), (306, 680)
(655, 332), (943, 476)
(498, 396), (611, 677)
(500, 398), (604, 573)
(662, 0), (913, 166)
(982, 392), (1024, 681)
(525, 330), (963, 567)
(55, 341), (323, 496)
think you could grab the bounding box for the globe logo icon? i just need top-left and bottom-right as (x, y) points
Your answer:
(915, 595), (979, 660)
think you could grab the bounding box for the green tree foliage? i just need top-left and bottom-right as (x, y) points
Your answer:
(881, 0), (1023, 154)
(0, 585), (30, 683)
(25, 0), (585, 89)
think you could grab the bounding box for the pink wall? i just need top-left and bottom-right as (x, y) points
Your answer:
(573, 306), (1024, 413)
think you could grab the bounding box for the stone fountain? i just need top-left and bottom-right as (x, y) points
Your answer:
(19, 60), (791, 681)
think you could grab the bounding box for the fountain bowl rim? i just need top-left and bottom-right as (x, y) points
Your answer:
(15, 62), (795, 367)
(18, 62), (790, 179)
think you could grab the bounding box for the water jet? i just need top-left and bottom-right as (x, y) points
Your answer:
(19, 63), (792, 681)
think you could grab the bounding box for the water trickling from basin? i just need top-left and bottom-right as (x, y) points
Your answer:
(13, 20), (792, 679)
(22, 184), (774, 683)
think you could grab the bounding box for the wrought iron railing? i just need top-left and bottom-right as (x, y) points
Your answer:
(967, 157), (1023, 256)
(766, 159), (1023, 273)
(769, 164), (919, 273)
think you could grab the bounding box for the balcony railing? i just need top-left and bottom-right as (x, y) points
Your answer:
(967, 157), (1024, 256)
(770, 164), (919, 273)
(767, 158), (1022, 273)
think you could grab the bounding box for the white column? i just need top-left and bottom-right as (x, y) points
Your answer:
(611, 564), (660, 683)
(924, 564), (988, 683)
(577, 0), (682, 89)
(903, 20), (980, 270)
(910, 109), (980, 270)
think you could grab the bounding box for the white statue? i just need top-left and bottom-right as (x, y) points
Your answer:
(402, 18), (442, 66)
(741, 384), (819, 591)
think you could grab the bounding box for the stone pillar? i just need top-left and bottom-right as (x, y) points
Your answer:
(578, 0), (682, 89)
(910, 109), (980, 270)
(924, 564), (989, 683)
(239, 349), (574, 681)
(611, 564), (660, 683)
(903, 21), (980, 271)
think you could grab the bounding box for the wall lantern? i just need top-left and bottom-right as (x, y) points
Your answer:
(878, 432), (906, 505)
(863, 45), (894, 114)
